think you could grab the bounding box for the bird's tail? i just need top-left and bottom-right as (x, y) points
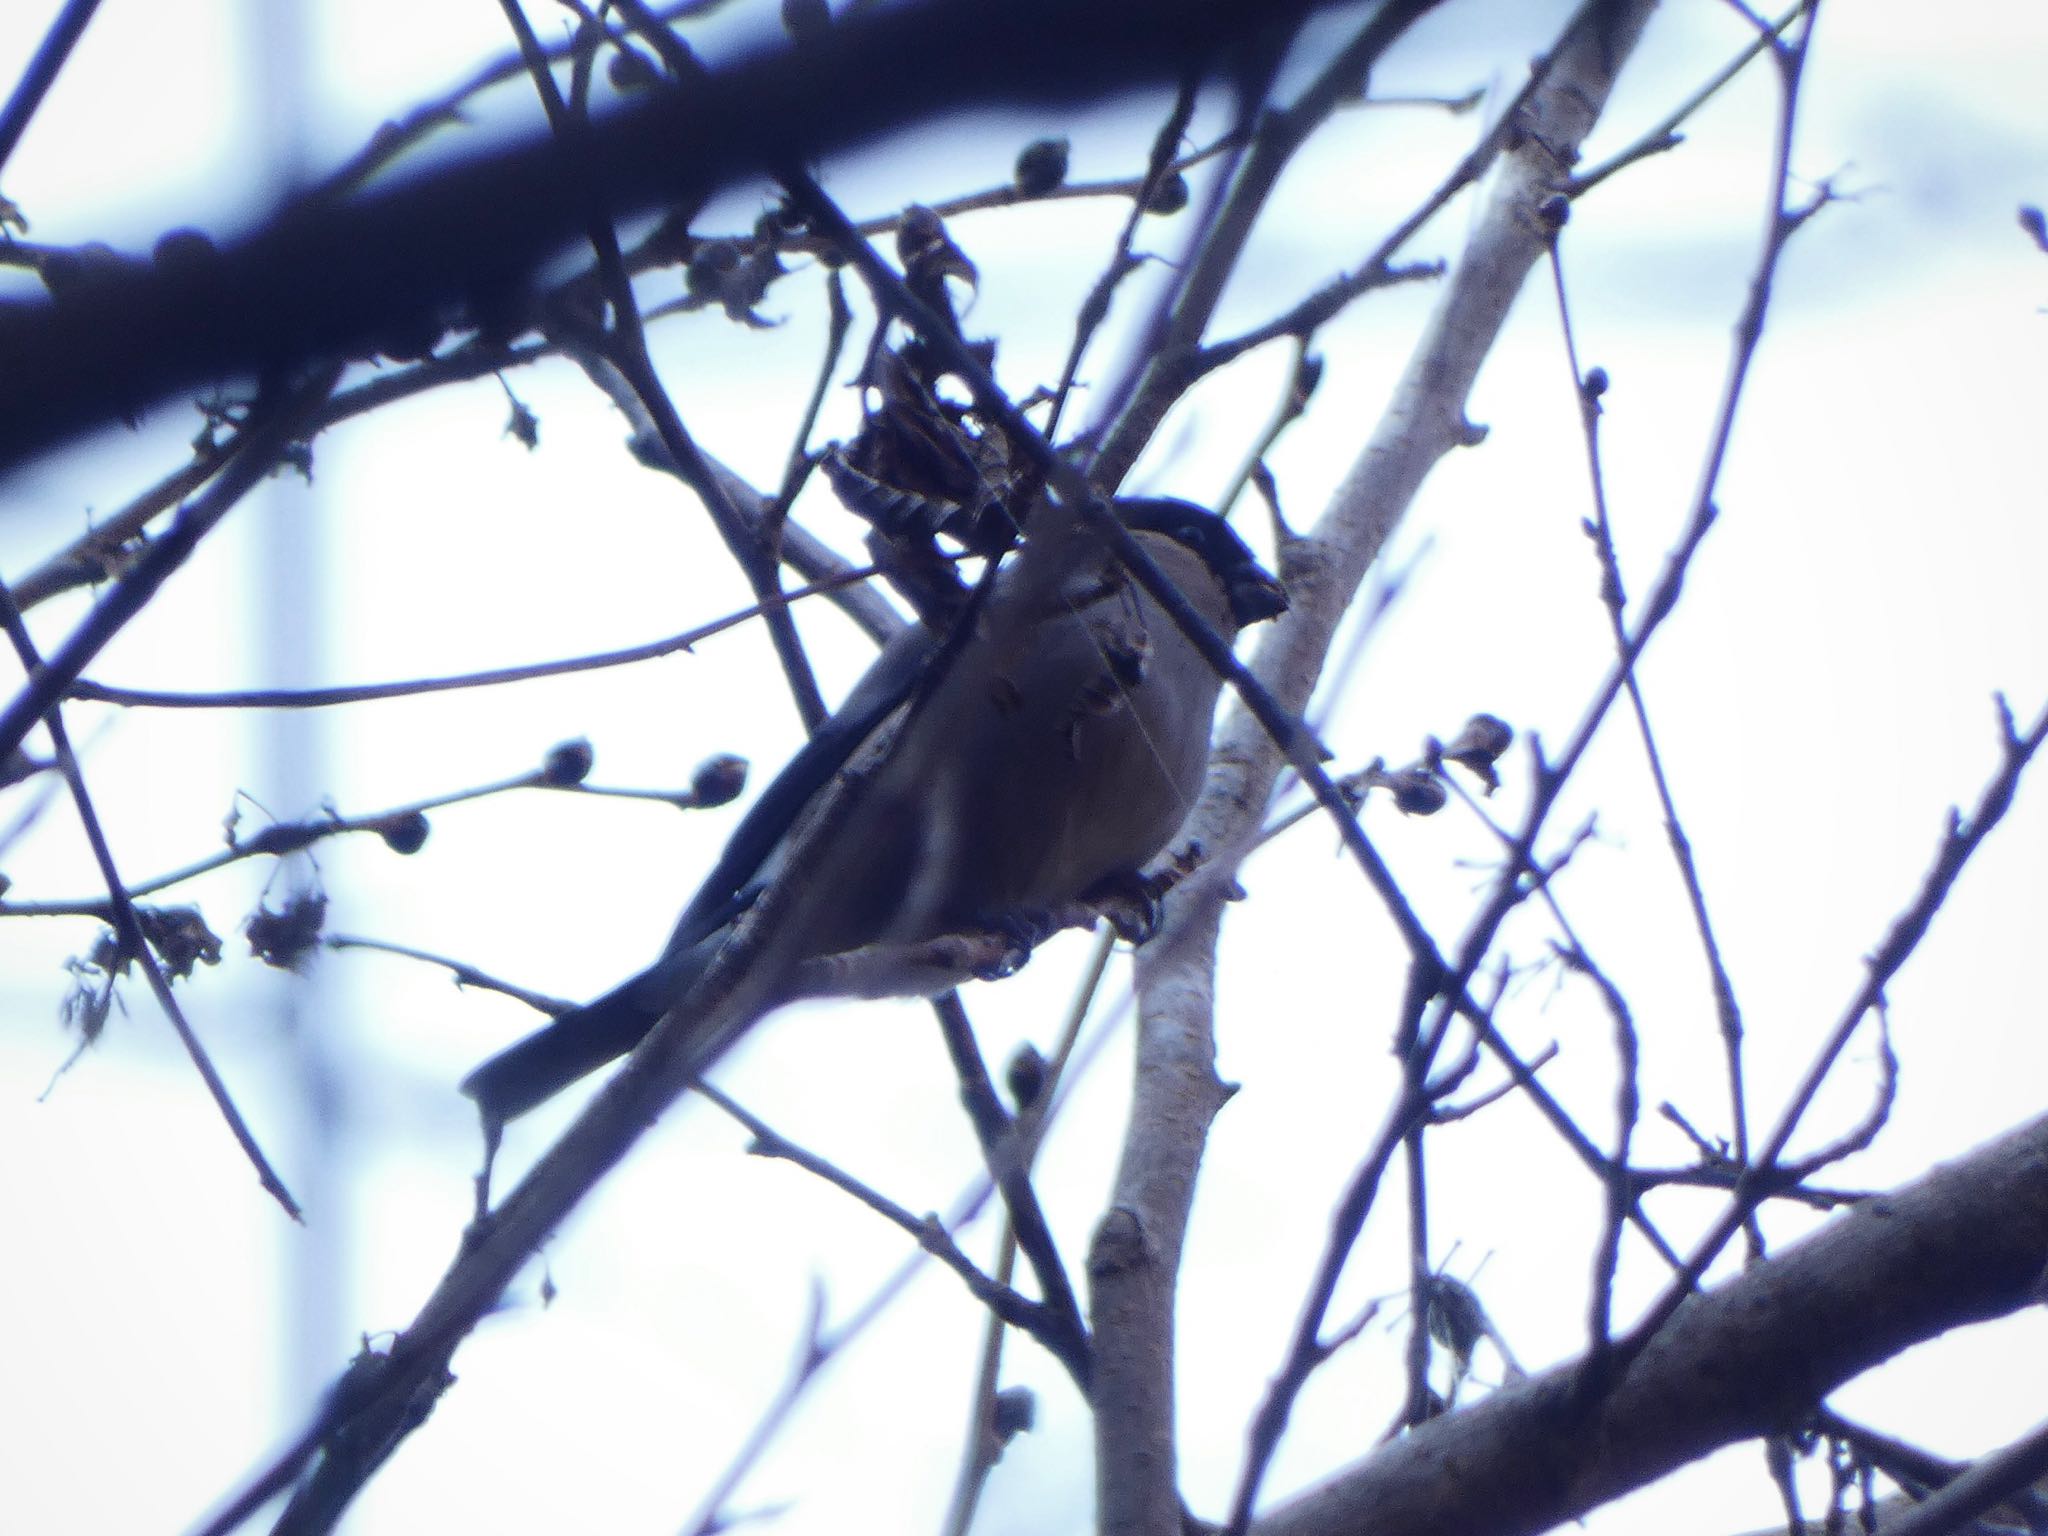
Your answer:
(459, 950), (702, 1125)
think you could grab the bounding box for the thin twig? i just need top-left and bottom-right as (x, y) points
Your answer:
(1776, 999), (1897, 1183)
(1214, 336), (1318, 518)
(1546, 236), (1754, 1207)
(928, 992), (1093, 1390)
(765, 266), (851, 535)
(0, 585), (301, 1219)
(0, 0), (105, 177)
(66, 561), (887, 711)
(4, 753), (576, 917)
(499, 0), (829, 733)
(1569, 3), (1808, 196)
(0, 368), (341, 768)
(938, 925), (1119, 1536)
(1399, 1113), (1434, 1430)
(673, 1284), (824, 1536)
(1629, 694), (2048, 1353)
(1555, 940), (1639, 1379)
(1434, 771), (1690, 1267)
(9, 438), (230, 612)
(1844, 1416), (2048, 1536)
(692, 1080), (1051, 1335)
(1223, 981), (1444, 1536)
(324, 933), (577, 1016)
(1042, 74), (1202, 443)
(937, 1226), (1020, 1536)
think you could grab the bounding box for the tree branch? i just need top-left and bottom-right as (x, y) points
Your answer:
(0, 0), (1365, 475)
(1087, 6), (1659, 1529)
(1254, 1112), (2048, 1536)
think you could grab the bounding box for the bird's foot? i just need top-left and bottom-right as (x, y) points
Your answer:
(978, 910), (1061, 978)
(1080, 870), (1165, 945)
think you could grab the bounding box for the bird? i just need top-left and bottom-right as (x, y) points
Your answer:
(459, 498), (1286, 1127)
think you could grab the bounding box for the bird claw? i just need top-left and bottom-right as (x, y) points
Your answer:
(976, 944), (1029, 982)
(977, 910), (1057, 978)
(1082, 870), (1163, 945)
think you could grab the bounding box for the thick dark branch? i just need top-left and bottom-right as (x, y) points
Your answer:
(0, 0), (1355, 476)
(1255, 1113), (2048, 1536)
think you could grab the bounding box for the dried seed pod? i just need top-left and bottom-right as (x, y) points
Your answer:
(246, 894), (328, 972)
(139, 904), (227, 977)
(1442, 713), (1514, 792)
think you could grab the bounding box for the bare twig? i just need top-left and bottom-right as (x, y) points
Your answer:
(1224, 1009), (1440, 1535)
(497, 0), (828, 731)
(674, 1284), (824, 1536)
(0, 585), (301, 1219)
(0, 0), (105, 177)
(1214, 337), (1321, 518)
(1630, 693), (2048, 1352)
(928, 992), (1093, 1390)
(1398, 1112), (1435, 1431)
(9, 439), (230, 611)
(323, 934), (577, 1016)
(0, 368), (340, 768)
(1545, 235), (1755, 1214)
(940, 925), (1116, 1536)
(1570, 3), (1809, 195)
(1846, 1415), (2048, 1536)
(1043, 73), (1202, 443)
(765, 267), (851, 534)
(692, 1080), (1050, 1334)
(1775, 1000), (1897, 1183)
(1555, 940), (1640, 1377)
(66, 560), (888, 711)
(1254, 1113), (2048, 1536)
(2, 747), (593, 917)
(0, 0), (1373, 474)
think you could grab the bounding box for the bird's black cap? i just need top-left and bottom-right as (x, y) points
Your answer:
(1116, 497), (1288, 625)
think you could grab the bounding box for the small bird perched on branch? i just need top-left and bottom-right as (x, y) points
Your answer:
(459, 497), (1285, 1127)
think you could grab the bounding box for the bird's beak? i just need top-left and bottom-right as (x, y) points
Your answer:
(1227, 566), (1289, 625)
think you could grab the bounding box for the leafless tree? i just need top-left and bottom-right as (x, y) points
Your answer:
(3, 3), (2045, 1535)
